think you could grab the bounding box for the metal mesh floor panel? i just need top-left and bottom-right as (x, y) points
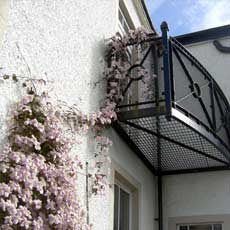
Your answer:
(118, 114), (228, 173)
(119, 122), (158, 169)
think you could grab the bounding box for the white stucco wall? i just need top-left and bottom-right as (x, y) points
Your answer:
(0, 1), (155, 230)
(162, 37), (230, 230)
(110, 129), (155, 230)
(186, 37), (230, 102)
(163, 171), (230, 230)
(0, 0), (9, 47)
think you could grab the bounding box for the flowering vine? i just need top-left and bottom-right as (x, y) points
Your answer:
(105, 27), (154, 106)
(0, 92), (89, 229)
(61, 27), (154, 195)
(0, 27), (153, 229)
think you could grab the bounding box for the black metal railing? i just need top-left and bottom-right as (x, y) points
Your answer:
(114, 22), (230, 174)
(113, 22), (230, 230)
(160, 23), (230, 159)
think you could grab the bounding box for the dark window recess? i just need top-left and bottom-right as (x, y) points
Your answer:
(179, 226), (188, 230)
(179, 224), (222, 230)
(189, 225), (212, 230)
(214, 224), (222, 230)
(114, 185), (119, 230)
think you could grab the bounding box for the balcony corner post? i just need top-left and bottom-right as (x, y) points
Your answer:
(161, 21), (172, 119)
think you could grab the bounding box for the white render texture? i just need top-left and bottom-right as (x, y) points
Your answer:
(0, 0), (155, 230)
(163, 37), (230, 230)
(163, 171), (230, 230)
(0, 0), (9, 47)
(186, 37), (230, 102)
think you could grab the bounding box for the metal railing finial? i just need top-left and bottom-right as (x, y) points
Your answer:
(160, 21), (169, 32)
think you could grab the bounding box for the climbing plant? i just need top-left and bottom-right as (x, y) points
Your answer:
(0, 27), (153, 229)
(0, 92), (89, 229)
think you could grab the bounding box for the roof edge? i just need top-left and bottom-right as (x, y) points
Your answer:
(132, 0), (155, 33)
(140, 0), (155, 33)
(175, 24), (230, 45)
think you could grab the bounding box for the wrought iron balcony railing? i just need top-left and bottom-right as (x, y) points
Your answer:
(113, 22), (230, 175)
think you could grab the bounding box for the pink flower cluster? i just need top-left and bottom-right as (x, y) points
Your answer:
(105, 27), (152, 108)
(0, 94), (89, 229)
(90, 136), (113, 195)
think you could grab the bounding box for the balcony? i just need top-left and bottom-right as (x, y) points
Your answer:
(113, 22), (230, 176)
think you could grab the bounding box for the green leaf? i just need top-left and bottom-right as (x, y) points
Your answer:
(12, 74), (18, 82)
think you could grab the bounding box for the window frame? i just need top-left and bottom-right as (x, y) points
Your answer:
(118, 7), (131, 35)
(114, 182), (133, 230)
(117, 0), (135, 36)
(177, 223), (223, 230)
(111, 161), (140, 230)
(169, 215), (230, 230)
(117, 0), (142, 108)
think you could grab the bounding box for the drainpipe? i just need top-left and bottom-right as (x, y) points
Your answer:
(86, 162), (89, 225)
(158, 175), (163, 230)
(152, 36), (163, 230)
(161, 21), (171, 118)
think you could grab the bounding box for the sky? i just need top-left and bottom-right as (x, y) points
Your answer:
(145, 0), (230, 36)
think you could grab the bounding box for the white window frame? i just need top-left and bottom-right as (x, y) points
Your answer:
(118, 7), (131, 36)
(111, 162), (140, 230)
(177, 223), (223, 230)
(169, 215), (230, 230)
(117, 0), (138, 108)
(118, 0), (135, 36)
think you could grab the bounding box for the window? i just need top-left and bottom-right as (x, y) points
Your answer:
(117, 0), (139, 107)
(114, 184), (131, 230)
(169, 215), (229, 230)
(118, 7), (130, 35)
(113, 172), (139, 230)
(118, 0), (134, 35)
(118, 0), (134, 64)
(178, 223), (222, 230)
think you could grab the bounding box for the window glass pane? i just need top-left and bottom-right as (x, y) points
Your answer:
(119, 188), (130, 230)
(118, 5), (131, 35)
(119, 9), (123, 25)
(189, 225), (212, 230)
(179, 226), (188, 230)
(123, 21), (130, 34)
(214, 224), (222, 230)
(114, 185), (119, 230)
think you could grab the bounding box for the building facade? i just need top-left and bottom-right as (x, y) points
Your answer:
(0, 1), (155, 230)
(165, 26), (230, 230)
(0, 1), (230, 230)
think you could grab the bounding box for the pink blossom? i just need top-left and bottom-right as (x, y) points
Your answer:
(0, 183), (11, 197)
(21, 95), (34, 105)
(24, 118), (45, 133)
(32, 200), (42, 210)
(0, 94), (89, 229)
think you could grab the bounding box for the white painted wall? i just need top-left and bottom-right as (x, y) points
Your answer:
(186, 37), (230, 102)
(163, 171), (230, 230)
(0, 0), (9, 47)
(110, 129), (155, 230)
(0, 0), (155, 230)
(163, 37), (230, 230)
